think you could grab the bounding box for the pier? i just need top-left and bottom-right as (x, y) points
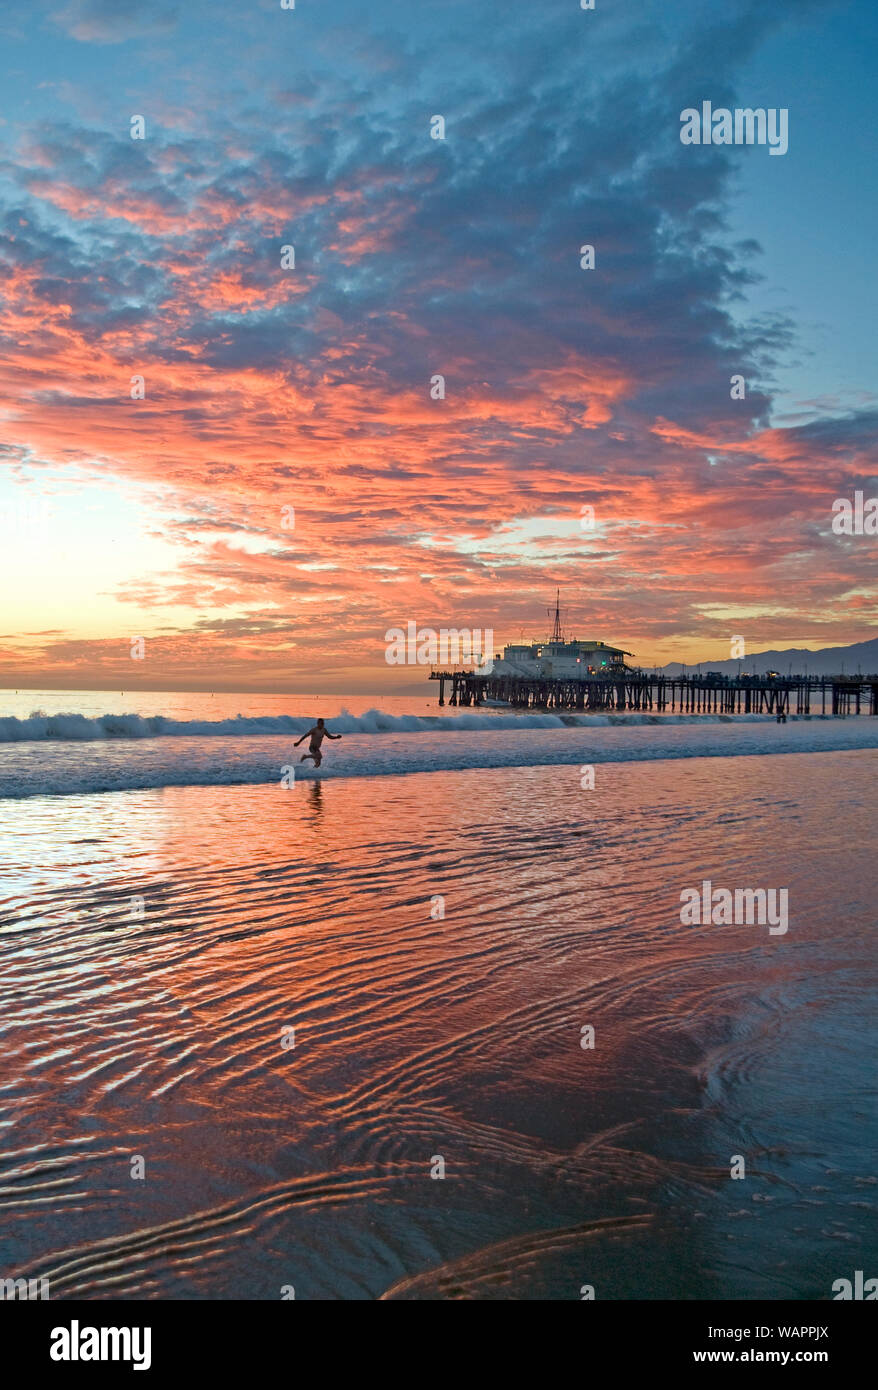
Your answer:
(430, 670), (878, 716)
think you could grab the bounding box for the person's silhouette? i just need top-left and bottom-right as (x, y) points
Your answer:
(294, 717), (342, 768)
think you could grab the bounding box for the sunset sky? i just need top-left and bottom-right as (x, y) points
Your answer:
(1, 0), (876, 693)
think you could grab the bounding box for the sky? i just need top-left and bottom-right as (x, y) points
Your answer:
(0, 0), (876, 693)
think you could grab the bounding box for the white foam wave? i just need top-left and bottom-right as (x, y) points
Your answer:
(0, 706), (778, 743)
(1, 715), (875, 800)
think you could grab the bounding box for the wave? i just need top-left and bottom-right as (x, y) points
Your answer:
(1, 715), (876, 799)
(0, 707), (782, 743)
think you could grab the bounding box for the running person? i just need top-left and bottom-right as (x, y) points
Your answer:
(294, 717), (342, 768)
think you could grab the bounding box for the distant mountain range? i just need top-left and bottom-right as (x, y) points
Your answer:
(655, 636), (878, 678)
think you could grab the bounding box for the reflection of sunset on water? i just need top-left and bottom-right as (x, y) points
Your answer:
(1, 752), (876, 1298)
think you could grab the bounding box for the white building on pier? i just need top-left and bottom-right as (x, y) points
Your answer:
(491, 593), (632, 680)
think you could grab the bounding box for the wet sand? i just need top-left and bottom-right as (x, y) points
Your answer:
(1, 749), (876, 1298)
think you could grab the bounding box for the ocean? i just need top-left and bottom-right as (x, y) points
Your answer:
(1, 689), (876, 1299)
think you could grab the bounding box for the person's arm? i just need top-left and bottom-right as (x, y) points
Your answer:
(294, 730), (311, 746)
(327, 731), (342, 739)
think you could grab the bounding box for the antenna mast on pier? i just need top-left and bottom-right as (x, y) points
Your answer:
(548, 589), (563, 643)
